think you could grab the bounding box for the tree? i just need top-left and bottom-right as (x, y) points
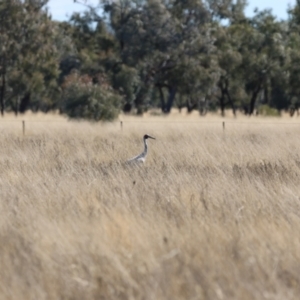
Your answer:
(285, 0), (300, 112)
(0, 0), (60, 115)
(237, 10), (287, 114)
(214, 25), (243, 116)
(100, 0), (218, 114)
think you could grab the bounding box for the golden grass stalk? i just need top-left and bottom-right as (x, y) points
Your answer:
(0, 112), (300, 299)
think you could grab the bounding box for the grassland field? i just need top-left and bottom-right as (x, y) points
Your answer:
(0, 110), (300, 300)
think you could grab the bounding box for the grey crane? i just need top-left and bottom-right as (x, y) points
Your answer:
(127, 134), (155, 163)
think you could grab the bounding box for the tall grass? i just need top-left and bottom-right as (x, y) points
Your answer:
(0, 113), (300, 299)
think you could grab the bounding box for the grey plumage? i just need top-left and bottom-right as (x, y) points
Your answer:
(127, 134), (155, 163)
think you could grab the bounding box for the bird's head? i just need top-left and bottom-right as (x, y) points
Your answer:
(144, 134), (155, 140)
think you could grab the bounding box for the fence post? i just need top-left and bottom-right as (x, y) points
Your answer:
(120, 121), (123, 130)
(22, 120), (25, 136)
(222, 121), (225, 131)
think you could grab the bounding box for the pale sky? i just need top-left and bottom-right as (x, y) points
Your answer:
(47, 0), (296, 21)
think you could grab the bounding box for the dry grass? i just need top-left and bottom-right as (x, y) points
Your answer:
(1, 111), (300, 299)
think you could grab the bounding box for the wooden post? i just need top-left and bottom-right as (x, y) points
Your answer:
(222, 121), (225, 131)
(22, 120), (25, 136)
(120, 121), (123, 130)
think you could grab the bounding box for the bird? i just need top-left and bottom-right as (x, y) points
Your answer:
(127, 134), (155, 164)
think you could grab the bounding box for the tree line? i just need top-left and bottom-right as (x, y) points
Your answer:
(1, 0), (300, 120)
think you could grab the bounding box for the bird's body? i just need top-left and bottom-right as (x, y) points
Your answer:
(127, 134), (155, 164)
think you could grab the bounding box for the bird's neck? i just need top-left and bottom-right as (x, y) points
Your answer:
(143, 138), (148, 154)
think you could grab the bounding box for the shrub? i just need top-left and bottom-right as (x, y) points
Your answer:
(258, 104), (280, 117)
(61, 72), (122, 121)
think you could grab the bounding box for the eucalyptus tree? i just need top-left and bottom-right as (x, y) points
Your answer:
(209, 0), (248, 116)
(70, 0), (290, 117)
(214, 26), (240, 116)
(238, 10), (287, 114)
(102, 0), (183, 113)
(99, 0), (220, 113)
(0, 0), (60, 115)
(166, 0), (219, 114)
(286, 0), (300, 112)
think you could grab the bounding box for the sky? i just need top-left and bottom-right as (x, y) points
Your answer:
(47, 0), (296, 22)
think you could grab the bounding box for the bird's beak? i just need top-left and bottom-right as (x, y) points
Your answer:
(148, 135), (155, 140)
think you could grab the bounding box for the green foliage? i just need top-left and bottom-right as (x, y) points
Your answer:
(112, 65), (140, 105)
(61, 73), (121, 121)
(0, 0), (61, 114)
(258, 105), (280, 117)
(2, 0), (300, 118)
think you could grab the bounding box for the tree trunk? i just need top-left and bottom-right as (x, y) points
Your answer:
(249, 85), (261, 115)
(220, 93), (226, 117)
(19, 92), (31, 113)
(158, 86), (166, 112)
(164, 86), (176, 113)
(224, 88), (236, 117)
(0, 66), (6, 116)
(14, 96), (19, 116)
(218, 80), (226, 117)
(186, 99), (196, 113)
